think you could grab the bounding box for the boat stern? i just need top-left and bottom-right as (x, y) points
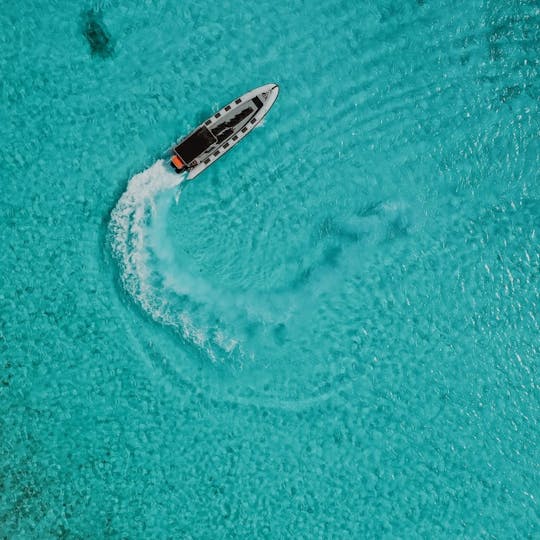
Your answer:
(170, 154), (186, 173)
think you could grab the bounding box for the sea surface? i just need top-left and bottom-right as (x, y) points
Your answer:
(1, 0), (539, 537)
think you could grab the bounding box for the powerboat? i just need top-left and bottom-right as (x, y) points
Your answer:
(170, 83), (279, 179)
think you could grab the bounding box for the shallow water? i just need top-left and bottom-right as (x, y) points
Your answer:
(1, 0), (539, 537)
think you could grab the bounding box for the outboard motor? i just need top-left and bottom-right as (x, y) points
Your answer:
(171, 155), (186, 173)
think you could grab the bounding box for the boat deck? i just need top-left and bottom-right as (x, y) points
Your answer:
(171, 84), (279, 179)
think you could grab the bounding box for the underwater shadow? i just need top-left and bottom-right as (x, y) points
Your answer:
(81, 8), (114, 59)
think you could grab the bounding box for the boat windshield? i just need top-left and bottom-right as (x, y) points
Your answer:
(174, 126), (217, 163)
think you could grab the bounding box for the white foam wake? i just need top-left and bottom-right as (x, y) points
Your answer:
(109, 160), (245, 362)
(107, 160), (366, 406)
(109, 160), (183, 295)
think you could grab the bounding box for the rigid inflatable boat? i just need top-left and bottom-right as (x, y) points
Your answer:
(170, 84), (279, 179)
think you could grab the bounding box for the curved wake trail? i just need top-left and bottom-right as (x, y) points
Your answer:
(109, 160), (183, 302)
(108, 160), (248, 363)
(107, 161), (385, 406)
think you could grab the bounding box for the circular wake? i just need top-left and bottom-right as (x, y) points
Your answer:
(108, 160), (416, 405)
(109, 160), (250, 364)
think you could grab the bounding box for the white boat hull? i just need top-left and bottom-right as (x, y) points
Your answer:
(170, 84), (279, 179)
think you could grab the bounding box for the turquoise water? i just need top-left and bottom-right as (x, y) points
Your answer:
(1, 0), (539, 536)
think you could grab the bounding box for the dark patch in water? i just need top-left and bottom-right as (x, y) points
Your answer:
(290, 266), (313, 290)
(82, 9), (114, 58)
(386, 213), (410, 240)
(322, 245), (342, 267)
(244, 321), (262, 339)
(272, 323), (287, 346)
(358, 201), (384, 218)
